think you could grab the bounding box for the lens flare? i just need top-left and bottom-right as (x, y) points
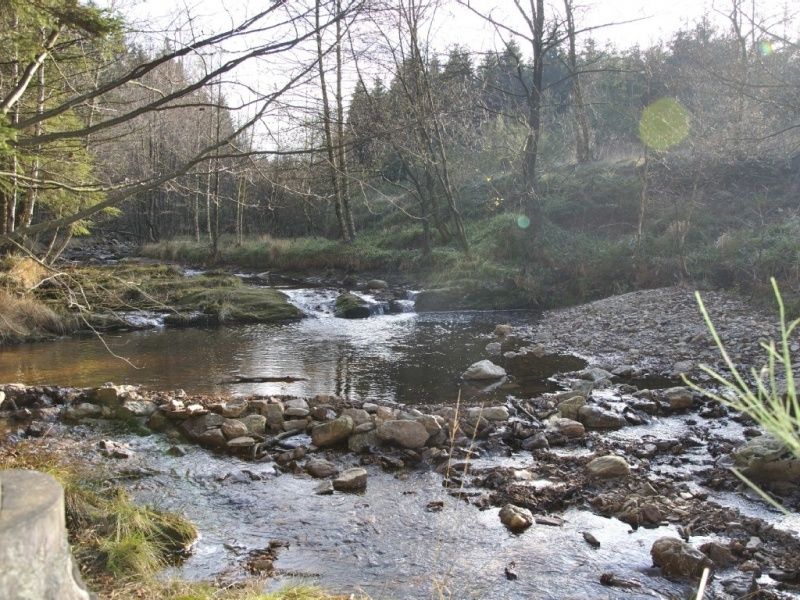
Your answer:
(758, 40), (774, 57)
(639, 97), (691, 152)
(516, 215), (531, 229)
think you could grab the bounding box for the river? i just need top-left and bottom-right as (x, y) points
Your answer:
(1, 283), (797, 599)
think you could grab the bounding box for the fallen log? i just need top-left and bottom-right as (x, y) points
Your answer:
(221, 375), (308, 384)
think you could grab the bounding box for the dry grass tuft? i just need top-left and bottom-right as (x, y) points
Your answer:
(0, 256), (49, 290)
(0, 289), (65, 343)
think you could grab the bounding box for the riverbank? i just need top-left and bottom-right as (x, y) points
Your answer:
(140, 234), (533, 311)
(520, 285), (786, 381)
(0, 258), (305, 345)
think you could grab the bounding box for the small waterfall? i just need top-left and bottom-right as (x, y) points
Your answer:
(114, 310), (166, 329)
(282, 288), (340, 317)
(283, 288), (417, 318)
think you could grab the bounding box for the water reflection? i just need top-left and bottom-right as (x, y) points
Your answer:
(0, 305), (551, 405)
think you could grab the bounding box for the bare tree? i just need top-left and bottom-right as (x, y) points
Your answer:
(563, 0), (592, 163)
(459, 0), (559, 254)
(0, 0), (363, 255)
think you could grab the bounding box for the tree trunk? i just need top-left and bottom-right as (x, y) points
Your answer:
(5, 16), (21, 234)
(21, 64), (46, 229)
(634, 148), (650, 266)
(211, 81), (222, 257)
(564, 0), (591, 164)
(522, 0), (546, 249)
(316, 0), (351, 243)
(405, 5), (468, 253)
(335, 0), (356, 240)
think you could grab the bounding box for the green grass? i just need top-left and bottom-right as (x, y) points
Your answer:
(142, 235), (407, 273)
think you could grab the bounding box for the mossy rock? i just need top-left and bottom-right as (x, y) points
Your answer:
(173, 287), (302, 324)
(334, 292), (371, 318)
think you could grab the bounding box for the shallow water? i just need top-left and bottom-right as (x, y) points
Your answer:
(125, 434), (689, 600)
(0, 289), (576, 404)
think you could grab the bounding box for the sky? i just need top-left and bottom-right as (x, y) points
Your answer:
(107, 0), (795, 51)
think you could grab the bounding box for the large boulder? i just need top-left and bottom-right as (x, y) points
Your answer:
(377, 419), (429, 449)
(63, 403), (102, 421)
(733, 435), (800, 484)
(577, 367), (614, 383)
(556, 395), (586, 420)
(221, 419), (249, 440)
(494, 324), (513, 337)
(241, 414), (267, 435)
(263, 403), (284, 432)
(334, 293), (371, 319)
(311, 416), (354, 447)
(365, 279), (388, 290)
(220, 399), (248, 418)
(553, 418), (585, 439)
(180, 413), (224, 440)
(305, 459), (339, 479)
(0, 470), (92, 600)
(578, 405), (626, 429)
(117, 399), (158, 418)
(341, 408), (371, 427)
(227, 436), (257, 449)
(651, 537), (712, 579)
(462, 360), (506, 380)
(481, 406), (510, 421)
(91, 384), (139, 407)
(499, 504), (534, 533)
(284, 398), (309, 411)
(197, 428), (227, 449)
(662, 387), (694, 411)
(416, 414), (444, 436)
(349, 429), (379, 453)
(586, 455), (630, 479)
(333, 468), (368, 492)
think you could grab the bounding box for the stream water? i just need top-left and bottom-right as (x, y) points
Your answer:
(1, 285), (797, 598)
(0, 288), (577, 404)
(126, 433), (691, 600)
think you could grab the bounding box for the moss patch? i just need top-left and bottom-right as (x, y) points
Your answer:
(170, 286), (302, 324)
(24, 263), (302, 331)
